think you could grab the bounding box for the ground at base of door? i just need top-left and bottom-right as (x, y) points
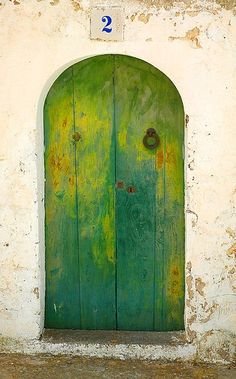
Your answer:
(0, 353), (235, 379)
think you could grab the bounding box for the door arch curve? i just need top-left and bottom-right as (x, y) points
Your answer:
(44, 54), (185, 331)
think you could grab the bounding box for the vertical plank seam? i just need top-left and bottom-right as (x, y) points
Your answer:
(153, 80), (158, 331)
(182, 113), (186, 329)
(113, 55), (118, 330)
(44, 97), (48, 326)
(72, 65), (82, 328)
(163, 134), (166, 330)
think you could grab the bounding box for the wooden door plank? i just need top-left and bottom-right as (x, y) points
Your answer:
(162, 85), (185, 330)
(115, 55), (158, 330)
(44, 54), (184, 332)
(44, 67), (80, 328)
(153, 72), (185, 330)
(72, 56), (116, 329)
(115, 55), (185, 331)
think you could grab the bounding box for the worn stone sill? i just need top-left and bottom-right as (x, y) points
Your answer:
(37, 329), (196, 361)
(0, 330), (196, 362)
(42, 329), (187, 346)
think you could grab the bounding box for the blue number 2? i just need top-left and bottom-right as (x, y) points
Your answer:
(102, 16), (112, 33)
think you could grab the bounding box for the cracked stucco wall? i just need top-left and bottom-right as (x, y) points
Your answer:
(0, 0), (235, 363)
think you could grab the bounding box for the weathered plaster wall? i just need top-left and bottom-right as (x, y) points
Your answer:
(0, 0), (235, 362)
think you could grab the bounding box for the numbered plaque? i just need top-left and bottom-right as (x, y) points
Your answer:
(90, 7), (124, 41)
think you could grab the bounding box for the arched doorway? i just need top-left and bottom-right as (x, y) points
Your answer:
(44, 54), (185, 331)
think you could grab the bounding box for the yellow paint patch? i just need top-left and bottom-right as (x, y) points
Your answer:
(103, 212), (115, 265)
(167, 264), (183, 304)
(118, 129), (127, 149)
(165, 141), (183, 201)
(156, 149), (164, 169)
(45, 88), (77, 221)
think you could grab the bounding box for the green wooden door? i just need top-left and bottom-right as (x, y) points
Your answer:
(44, 55), (184, 331)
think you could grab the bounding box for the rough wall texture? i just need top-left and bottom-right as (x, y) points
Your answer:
(0, 0), (235, 363)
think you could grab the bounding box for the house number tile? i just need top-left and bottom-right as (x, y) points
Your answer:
(90, 7), (124, 41)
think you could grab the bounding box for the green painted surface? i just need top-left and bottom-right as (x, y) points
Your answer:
(115, 56), (157, 330)
(73, 56), (116, 329)
(44, 67), (80, 328)
(44, 55), (184, 331)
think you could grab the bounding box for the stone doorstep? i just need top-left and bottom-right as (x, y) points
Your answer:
(0, 330), (197, 361)
(42, 329), (188, 346)
(36, 330), (196, 361)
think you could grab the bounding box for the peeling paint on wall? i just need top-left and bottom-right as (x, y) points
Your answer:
(9, 0), (21, 5)
(195, 278), (205, 296)
(70, 0), (82, 12)
(136, 0), (236, 15)
(33, 287), (39, 299)
(138, 13), (153, 23)
(169, 27), (202, 48)
(227, 242), (236, 258)
(50, 0), (60, 6)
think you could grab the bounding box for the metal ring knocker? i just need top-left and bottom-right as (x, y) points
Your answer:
(143, 128), (160, 150)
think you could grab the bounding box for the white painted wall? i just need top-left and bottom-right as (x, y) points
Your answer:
(0, 0), (235, 362)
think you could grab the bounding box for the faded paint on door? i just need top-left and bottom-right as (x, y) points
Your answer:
(44, 55), (185, 331)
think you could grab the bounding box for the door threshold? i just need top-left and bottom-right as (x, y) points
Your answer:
(1, 330), (196, 361)
(42, 329), (187, 346)
(39, 329), (196, 361)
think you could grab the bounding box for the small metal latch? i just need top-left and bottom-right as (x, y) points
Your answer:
(127, 186), (136, 193)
